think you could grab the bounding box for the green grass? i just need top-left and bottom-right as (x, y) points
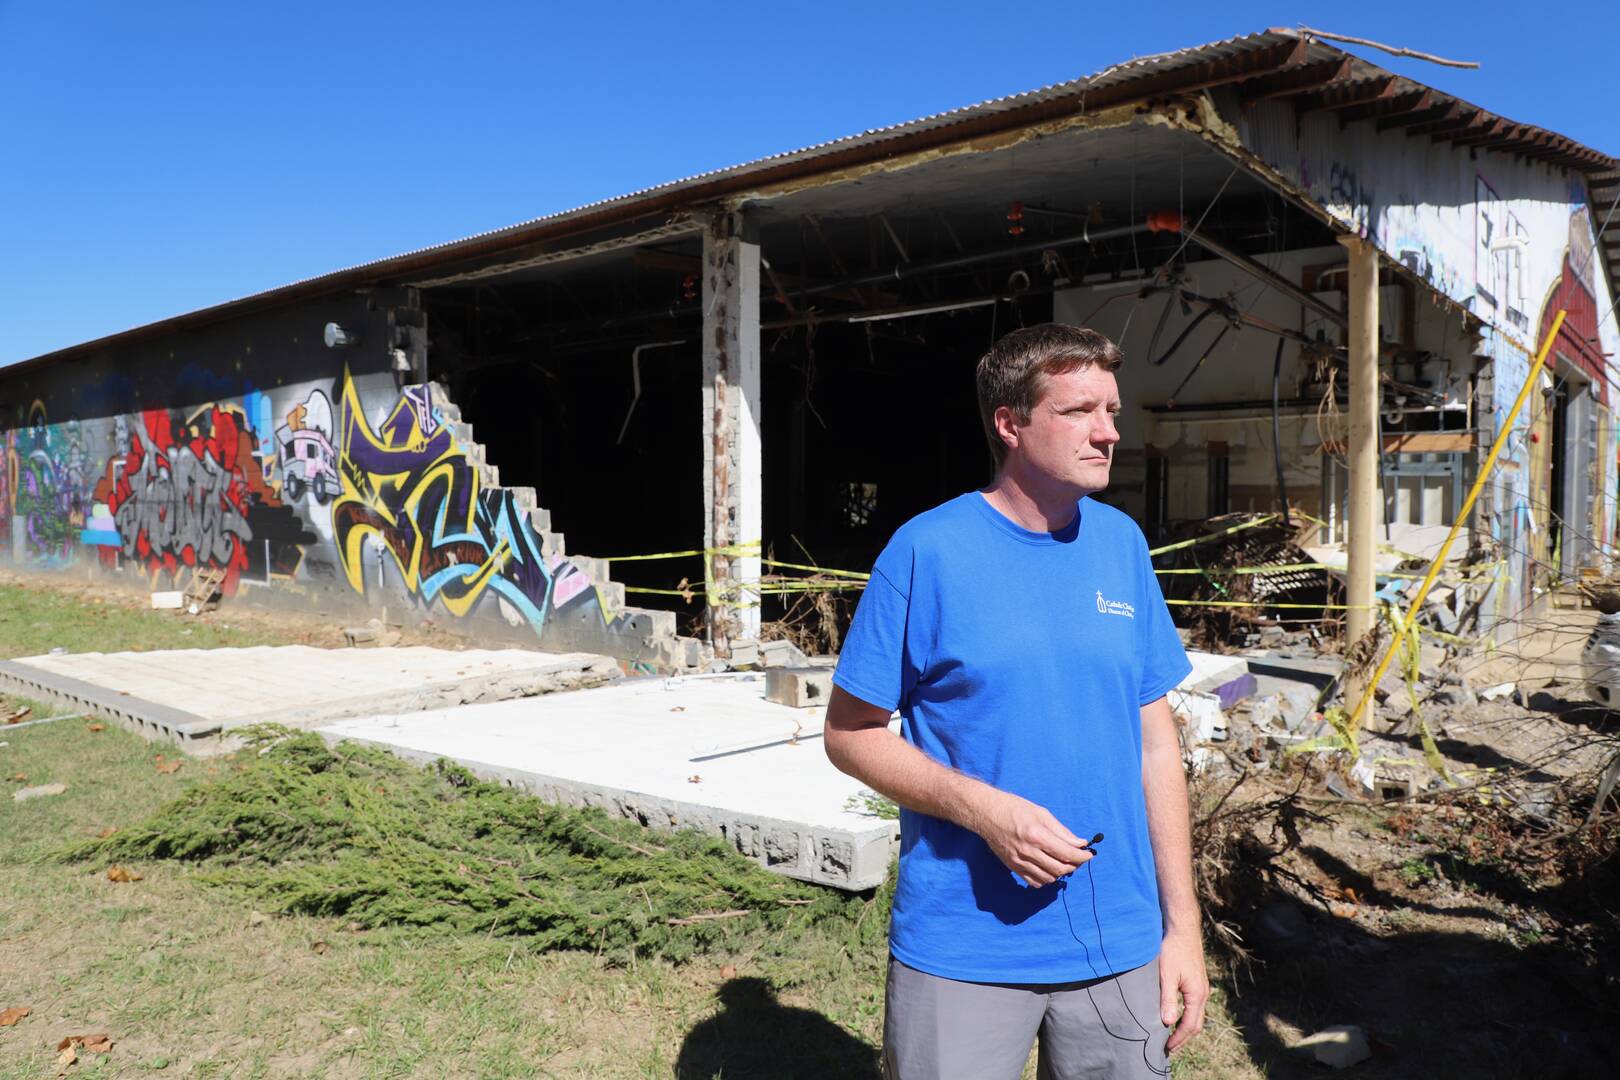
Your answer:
(0, 581), (291, 658)
(1, 718), (896, 1078)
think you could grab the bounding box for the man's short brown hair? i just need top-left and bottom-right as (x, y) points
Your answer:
(974, 323), (1124, 467)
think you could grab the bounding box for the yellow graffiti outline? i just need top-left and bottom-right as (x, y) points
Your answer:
(331, 373), (519, 619)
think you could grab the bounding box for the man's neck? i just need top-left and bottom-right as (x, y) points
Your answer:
(980, 468), (1086, 533)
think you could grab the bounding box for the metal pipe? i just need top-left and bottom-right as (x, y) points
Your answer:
(790, 219), (1157, 301)
(1183, 226), (1348, 329)
(616, 340), (684, 445)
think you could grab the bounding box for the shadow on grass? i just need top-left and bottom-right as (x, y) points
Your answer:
(675, 976), (880, 1080)
(1217, 883), (1613, 1079)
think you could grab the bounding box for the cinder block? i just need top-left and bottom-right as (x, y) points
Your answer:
(150, 591), (184, 610)
(766, 667), (833, 708)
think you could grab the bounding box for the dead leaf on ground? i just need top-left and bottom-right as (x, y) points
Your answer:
(9, 773), (26, 783)
(95, 827), (116, 839)
(57, 1033), (113, 1054)
(54, 1043), (75, 1071)
(154, 757), (182, 774)
(0, 1006), (30, 1026)
(311, 940), (330, 955)
(719, 964), (737, 980)
(4, 707), (31, 724)
(86, 723), (105, 733)
(105, 865), (143, 883)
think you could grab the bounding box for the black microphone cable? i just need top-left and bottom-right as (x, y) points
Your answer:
(1057, 841), (1171, 1078)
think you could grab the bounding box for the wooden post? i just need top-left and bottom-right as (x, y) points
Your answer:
(701, 210), (762, 653)
(1340, 235), (1379, 715)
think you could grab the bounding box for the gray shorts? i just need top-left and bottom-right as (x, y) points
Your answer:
(883, 953), (1169, 1080)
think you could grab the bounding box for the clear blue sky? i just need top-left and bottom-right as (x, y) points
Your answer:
(2, 1), (1613, 364)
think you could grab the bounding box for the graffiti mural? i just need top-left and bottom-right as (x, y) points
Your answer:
(331, 375), (559, 629)
(0, 370), (660, 663)
(10, 405), (94, 566)
(92, 403), (315, 593)
(0, 429), (13, 557)
(276, 389), (341, 505)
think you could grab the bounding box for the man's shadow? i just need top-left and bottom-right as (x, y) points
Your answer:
(675, 976), (881, 1079)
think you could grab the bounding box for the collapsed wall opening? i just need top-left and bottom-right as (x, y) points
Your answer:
(760, 300), (1048, 577)
(405, 119), (1399, 647)
(427, 315), (702, 602)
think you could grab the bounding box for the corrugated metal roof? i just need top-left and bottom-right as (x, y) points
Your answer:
(11, 27), (1616, 370)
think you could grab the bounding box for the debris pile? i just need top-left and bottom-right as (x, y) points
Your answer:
(1156, 512), (1338, 650)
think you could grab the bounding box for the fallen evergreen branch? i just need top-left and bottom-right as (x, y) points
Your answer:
(58, 725), (889, 964)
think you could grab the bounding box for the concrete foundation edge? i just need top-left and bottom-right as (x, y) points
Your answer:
(316, 729), (898, 892)
(0, 659), (233, 755)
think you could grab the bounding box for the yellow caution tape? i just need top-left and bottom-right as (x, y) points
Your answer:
(1147, 514), (1279, 557)
(759, 558), (871, 580)
(603, 541), (761, 563)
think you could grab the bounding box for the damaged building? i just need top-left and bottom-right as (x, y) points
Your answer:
(2, 28), (1615, 673)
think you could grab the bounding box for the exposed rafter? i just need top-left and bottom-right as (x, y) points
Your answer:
(1333, 88), (1431, 125)
(1406, 107), (1481, 138)
(1375, 102), (1451, 133)
(1236, 57), (1352, 101)
(1291, 76), (1397, 115)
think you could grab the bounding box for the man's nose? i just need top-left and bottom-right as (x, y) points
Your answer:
(1094, 412), (1122, 445)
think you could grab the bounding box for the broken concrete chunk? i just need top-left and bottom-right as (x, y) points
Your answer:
(13, 782), (68, 802)
(1479, 682), (1516, 701)
(1349, 758), (1377, 797)
(343, 626), (379, 646)
(758, 639), (809, 669)
(1250, 683), (1320, 734)
(765, 667), (833, 709)
(726, 639), (761, 670)
(1168, 689), (1228, 742)
(1293, 1024), (1372, 1068)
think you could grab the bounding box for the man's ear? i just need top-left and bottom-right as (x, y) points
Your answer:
(993, 405), (1021, 454)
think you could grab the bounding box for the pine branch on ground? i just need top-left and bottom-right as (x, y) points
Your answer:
(56, 725), (892, 965)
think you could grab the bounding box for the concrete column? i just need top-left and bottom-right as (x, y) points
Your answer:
(1340, 236), (1379, 712)
(701, 210), (762, 652)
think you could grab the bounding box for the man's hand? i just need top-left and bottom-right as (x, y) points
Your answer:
(1159, 925), (1208, 1053)
(972, 789), (1093, 887)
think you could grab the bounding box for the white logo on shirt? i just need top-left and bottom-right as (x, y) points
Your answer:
(1095, 590), (1136, 618)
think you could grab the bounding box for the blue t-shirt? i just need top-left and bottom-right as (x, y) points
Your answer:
(833, 491), (1191, 984)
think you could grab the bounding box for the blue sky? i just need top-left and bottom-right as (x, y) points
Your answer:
(2, 1), (1613, 363)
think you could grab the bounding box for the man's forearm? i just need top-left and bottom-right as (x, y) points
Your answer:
(1141, 702), (1200, 935)
(826, 722), (998, 833)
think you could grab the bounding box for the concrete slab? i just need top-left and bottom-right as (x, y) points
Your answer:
(0, 646), (619, 754)
(315, 674), (900, 891)
(1182, 651), (1252, 695)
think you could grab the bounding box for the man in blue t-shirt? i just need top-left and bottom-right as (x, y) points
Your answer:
(826, 324), (1207, 1079)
